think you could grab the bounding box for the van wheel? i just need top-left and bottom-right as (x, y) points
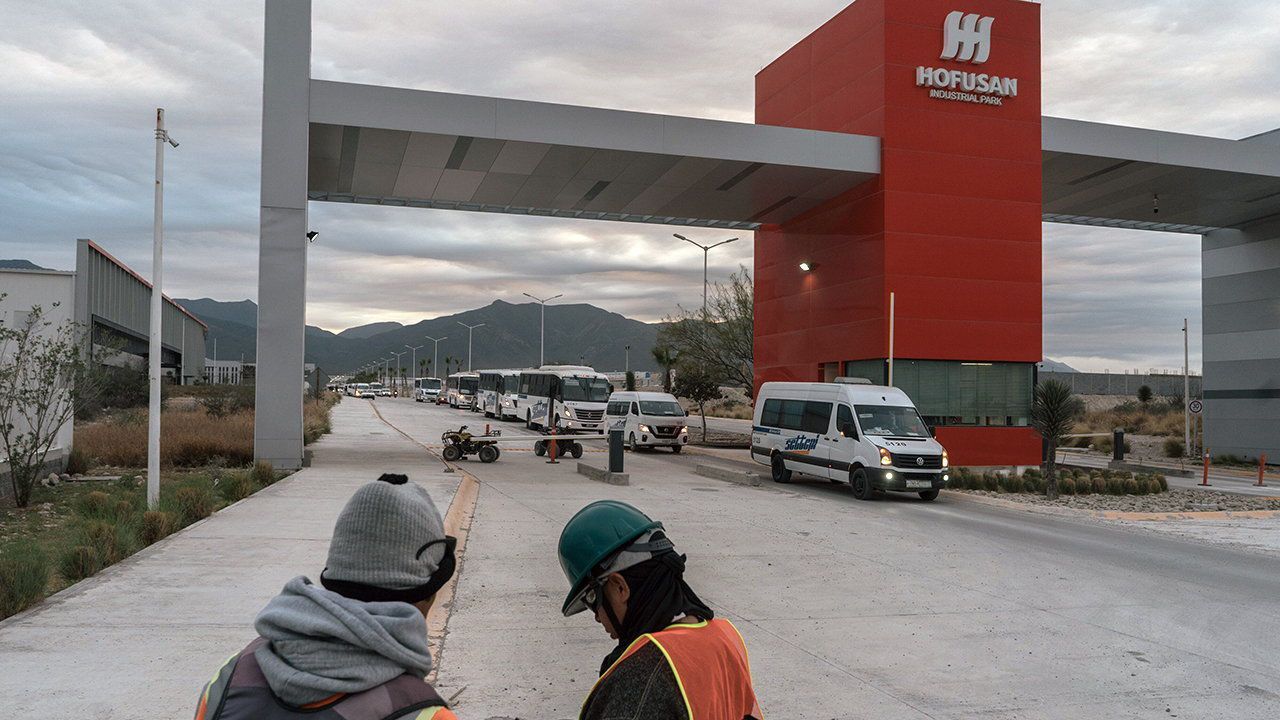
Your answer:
(918, 489), (939, 502)
(628, 433), (639, 452)
(770, 454), (792, 484)
(670, 445), (682, 454)
(850, 468), (874, 500)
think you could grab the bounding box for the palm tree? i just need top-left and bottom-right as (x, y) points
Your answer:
(1032, 379), (1084, 500)
(652, 344), (677, 392)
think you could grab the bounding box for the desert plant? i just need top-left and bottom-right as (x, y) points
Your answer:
(171, 485), (215, 527)
(1155, 474), (1168, 492)
(1091, 477), (1106, 494)
(140, 511), (178, 545)
(218, 473), (256, 504)
(1059, 477), (1076, 495)
(1105, 478), (1125, 495)
(59, 545), (101, 582)
(75, 491), (115, 522)
(1033, 379), (1085, 500)
(64, 447), (91, 475)
(76, 519), (136, 565)
(0, 541), (50, 619)
(1005, 475), (1025, 493)
(252, 460), (277, 486)
(1137, 385), (1153, 404)
(983, 472), (1000, 492)
(1162, 438), (1185, 458)
(1123, 478), (1140, 495)
(112, 499), (136, 522)
(1022, 473), (1041, 494)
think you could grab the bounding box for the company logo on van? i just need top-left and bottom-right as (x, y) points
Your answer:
(784, 435), (819, 453)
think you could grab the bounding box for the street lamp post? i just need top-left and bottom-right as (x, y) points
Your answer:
(147, 108), (179, 510)
(673, 233), (738, 319)
(1183, 318), (1190, 456)
(522, 292), (563, 367)
(406, 344), (424, 384)
(392, 351), (406, 392)
(625, 344), (631, 372)
(425, 336), (448, 378)
(457, 322), (486, 371)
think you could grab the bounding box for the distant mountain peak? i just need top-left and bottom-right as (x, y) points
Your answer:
(0, 259), (47, 270)
(337, 321), (404, 340)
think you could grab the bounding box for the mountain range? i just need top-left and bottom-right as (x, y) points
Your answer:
(176, 298), (662, 374)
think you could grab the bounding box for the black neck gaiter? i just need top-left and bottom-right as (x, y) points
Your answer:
(598, 550), (714, 675)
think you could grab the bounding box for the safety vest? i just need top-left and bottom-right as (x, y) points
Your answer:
(194, 638), (456, 720)
(585, 619), (762, 720)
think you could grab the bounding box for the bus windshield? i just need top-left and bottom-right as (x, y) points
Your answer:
(424, 378), (441, 390)
(459, 377), (478, 394)
(561, 377), (611, 403)
(855, 405), (930, 438)
(639, 400), (685, 416)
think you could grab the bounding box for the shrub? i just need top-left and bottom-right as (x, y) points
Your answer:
(1163, 438), (1185, 458)
(1005, 475), (1025, 493)
(251, 460), (277, 486)
(1091, 477), (1107, 494)
(1022, 467), (1042, 480)
(76, 520), (136, 565)
(65, 447), (91, 475)
(983, 472), (1000, 492)
(219, 473), (256, 504)
(0, 541), (50, 619)
(1059, 477), (1076, 495)
(75, 491), (116, 522)
(1123, 478), (1141, 495)
(1106, 478), (1126, 495)
(1074, 476), (1092, 495)
(171, 485), (215, 527)
(140, 511), (178, 545)
(1155, 474), (1168, 492)
(59, 545), (101, 582)
(1022, 474), (1040, 494)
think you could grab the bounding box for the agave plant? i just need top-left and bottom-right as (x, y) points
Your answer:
(1032, 379), (1085, 500)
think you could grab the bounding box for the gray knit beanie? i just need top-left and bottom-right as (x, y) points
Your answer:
(319, 474), (453, 604)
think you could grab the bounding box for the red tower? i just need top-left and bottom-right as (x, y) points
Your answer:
(754, 0), (1043, 465)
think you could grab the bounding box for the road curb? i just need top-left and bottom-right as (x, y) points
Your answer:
(694, 463), (764, 487)
(576, 462), (629, 486)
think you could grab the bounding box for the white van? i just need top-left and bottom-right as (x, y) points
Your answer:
(751, 379), (950, 501)
(352, 382), (374, 399)
(606, 391), (690, 452)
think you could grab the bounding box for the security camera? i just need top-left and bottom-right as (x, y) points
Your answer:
(168, 137), (179, 149)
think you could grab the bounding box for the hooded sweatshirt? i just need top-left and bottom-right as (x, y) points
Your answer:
(252, 576), (434, 706)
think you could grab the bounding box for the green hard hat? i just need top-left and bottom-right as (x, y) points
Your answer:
(558, 500), (662, 616)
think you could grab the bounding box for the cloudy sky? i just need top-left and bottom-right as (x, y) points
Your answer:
(2, 1), (1278, 372)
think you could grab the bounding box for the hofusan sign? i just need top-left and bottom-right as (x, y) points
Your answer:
(915, 10), (1019, 105)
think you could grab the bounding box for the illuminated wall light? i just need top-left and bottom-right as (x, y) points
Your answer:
(798, 261), (812, 272)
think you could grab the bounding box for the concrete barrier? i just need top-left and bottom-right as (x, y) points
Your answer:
(694, 463), (764, 487)
(576, 462), (629, 486)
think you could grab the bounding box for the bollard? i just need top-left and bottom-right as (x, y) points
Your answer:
(1258, 454), (1268, 487)
(1112, 428), (1125, 463)
(485, 423), (490, 436)
(546, 426), (559, 464)
(1200, 450), (1211, 486)
(609, 429), (625, 473)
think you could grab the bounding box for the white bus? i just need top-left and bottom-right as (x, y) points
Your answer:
(517, 365), (612, 433)
(445, 372), (480, 409)
(478, 369), (523, 419)
(414, 377), (443, 403)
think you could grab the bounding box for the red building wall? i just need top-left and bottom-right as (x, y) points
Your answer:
(755, 0), (1043, 465)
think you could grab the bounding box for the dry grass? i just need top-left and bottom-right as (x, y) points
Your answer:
(1075, 402), (1186, 440)
(76, 409), (254, 468)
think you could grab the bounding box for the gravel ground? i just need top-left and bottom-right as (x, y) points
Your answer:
(953, 487), (1280, 512)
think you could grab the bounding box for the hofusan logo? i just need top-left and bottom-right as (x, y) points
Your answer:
(915, 10), (1018, 106)
(784, 435), (819, 453)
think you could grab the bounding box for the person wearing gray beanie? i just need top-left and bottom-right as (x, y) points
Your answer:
(192, 474), (460, 720)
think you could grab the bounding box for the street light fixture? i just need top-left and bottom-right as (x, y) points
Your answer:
(392, 351), (406, 392)
(523, 292), (563, 367)
(673, 233), (738, 319)
(147, 108), (179, 510)
(798, 261), (812, 272)
(457, 321), (486, 371)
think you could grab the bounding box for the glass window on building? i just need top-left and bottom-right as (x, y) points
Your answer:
(851, 359), (1032, 427)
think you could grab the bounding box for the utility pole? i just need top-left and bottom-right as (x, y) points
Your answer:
(148, 108), (178, 510)
(523, 292), (563, 367)
(425, 336), (447, 378)
(625, 344), (631, 372)
(1183, 318), (1190, 457)
(673, 234), (738, 319)
(457, 321), (485, 371)
(392, 351), (406, 392)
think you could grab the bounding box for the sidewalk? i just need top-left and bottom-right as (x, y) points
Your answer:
(0, 400), (459, 719)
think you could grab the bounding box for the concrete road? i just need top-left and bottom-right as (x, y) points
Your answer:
(375, 398), (1280, 719)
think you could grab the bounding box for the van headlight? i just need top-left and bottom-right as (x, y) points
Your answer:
(678, 425), (688, 435)
(879, 447), (893, 466)
(638, 424), (652, 433)
(941, 449), (949, 468)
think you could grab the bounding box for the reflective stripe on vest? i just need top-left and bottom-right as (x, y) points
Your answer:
(587, 619), (761, 720)
(194, 638), (450, 720)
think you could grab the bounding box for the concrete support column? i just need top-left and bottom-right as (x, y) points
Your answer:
(1202, 216), (1280, 462)
(254, 0), (311, 469)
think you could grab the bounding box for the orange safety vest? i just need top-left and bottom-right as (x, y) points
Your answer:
(586, 619), (762, 720)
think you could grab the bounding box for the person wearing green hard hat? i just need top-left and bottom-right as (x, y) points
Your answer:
(558, 500), (762, 720)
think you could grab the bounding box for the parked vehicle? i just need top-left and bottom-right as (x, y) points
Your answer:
(750, 378), (949, 501)
(606, 391), (689, 452)
(446, 372), (480, 409)
(352, 382), (374, 399)
(414, 377), (443, 403)
(517, 365), (611, 433)
(478, 369), (523, 419)
(440, 425), (501, 463)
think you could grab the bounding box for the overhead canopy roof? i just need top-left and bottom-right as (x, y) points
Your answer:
(306, 82), (1280, 235)
(1042, 117), (1280, 233)
(307, 80), (881, 230)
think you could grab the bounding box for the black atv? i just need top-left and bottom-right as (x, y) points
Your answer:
(440, 425), (502, 463)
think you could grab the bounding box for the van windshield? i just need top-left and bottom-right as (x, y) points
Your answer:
(855, 405), (930, 437)
(639, 401), (685, 416)
(561, 377), (611, 402)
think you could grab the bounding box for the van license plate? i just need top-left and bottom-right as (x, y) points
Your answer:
(906, 479), (932, 489)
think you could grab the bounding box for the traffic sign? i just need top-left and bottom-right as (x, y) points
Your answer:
(1189, 399), (1203, 415)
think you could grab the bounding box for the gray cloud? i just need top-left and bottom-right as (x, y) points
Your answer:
(2, 0), (1274, 372)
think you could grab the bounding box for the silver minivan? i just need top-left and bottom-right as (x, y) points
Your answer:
(606, 391), (690, 452)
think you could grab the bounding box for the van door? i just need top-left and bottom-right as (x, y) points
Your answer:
(824, 403), (859, 481)
(778, 399), (829, 479)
